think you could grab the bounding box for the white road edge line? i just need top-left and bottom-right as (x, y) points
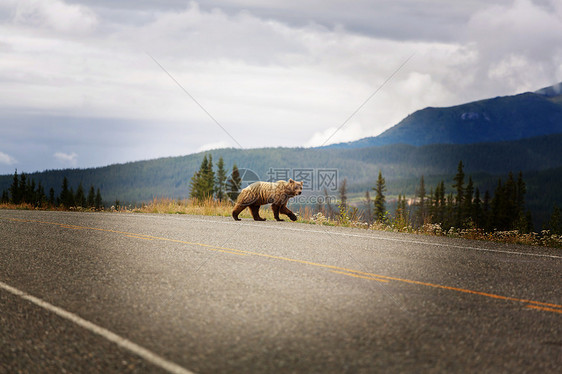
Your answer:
(0, 280), (195, 374)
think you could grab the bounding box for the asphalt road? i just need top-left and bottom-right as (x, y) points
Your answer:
(1, 210), (561, 373)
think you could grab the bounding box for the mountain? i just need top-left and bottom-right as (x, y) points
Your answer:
(326, 82), (562, 148)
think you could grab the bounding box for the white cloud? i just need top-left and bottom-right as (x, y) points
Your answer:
(467, 0), (562, 94)
(54, 151), (78, 166)
(0, 151), (17, 165)
(0, 0), (561, 173)
(197, 141), (233, 152)
(304, 122), (366, 147)
(13, 0), (98, 34)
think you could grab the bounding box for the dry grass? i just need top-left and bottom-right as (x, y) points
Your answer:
(418, 222), (562, 248)
(304, 211), (562, 249)
(125, 197), (273, 220)
(0, 202), (69, 211)
(0, 202), (35, 210)
(127, 197), (320, 223)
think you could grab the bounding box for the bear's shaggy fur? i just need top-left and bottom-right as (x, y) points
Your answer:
(232, 179), (303, 221)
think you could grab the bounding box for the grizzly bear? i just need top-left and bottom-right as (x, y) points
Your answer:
(232, 179), (303, 221)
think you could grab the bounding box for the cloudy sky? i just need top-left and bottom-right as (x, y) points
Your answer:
(1, 0), (561, 174)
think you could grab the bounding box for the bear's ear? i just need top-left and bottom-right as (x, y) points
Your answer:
(288, 178), (294, 183)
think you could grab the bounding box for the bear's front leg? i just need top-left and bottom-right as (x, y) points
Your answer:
(272, 204), (284, 221)
(232, 203), (245, 221)
(250, 204), (266, 221)
(280, 205), (297, 221)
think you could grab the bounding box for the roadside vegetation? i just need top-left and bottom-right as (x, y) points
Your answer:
(316, 160), (562, 249)
(85, 195), (562, 249)
(2, 155), (561, 249)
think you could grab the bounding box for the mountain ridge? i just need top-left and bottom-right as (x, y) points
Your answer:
(324, 82), (562, 149)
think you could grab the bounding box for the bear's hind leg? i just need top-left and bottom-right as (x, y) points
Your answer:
(250, 204), (266, 221)
(232, 203), (246, 221)
(272, 204), (284, 221)
(280, 205), (298, 221)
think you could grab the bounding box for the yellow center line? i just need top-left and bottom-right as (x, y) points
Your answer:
(125, 235), (153, 240)
(3, 216), (561, 314)
(331, 270), (389, 282)
(526, 305), (562, 314)
(59, 225), (84, 230)
(211, 249), (248, 256)
(346, 270), (562, 310)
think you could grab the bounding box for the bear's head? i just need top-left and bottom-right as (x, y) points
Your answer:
(286, 178), (303, 197)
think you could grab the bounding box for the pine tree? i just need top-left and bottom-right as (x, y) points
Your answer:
(339, 178), (348, 211)
(415, 175), (426, 226)
(189, 171), (202, 200)
(436, 180), (446, 225)
(190, 155), (207, 200)
(68, 187), (76, 208)
(504, 172), (518, 228)
(190, 154), (216, 201)
(215, 156), (227, 201)
(483, 190), (491, 231)
(452, 161), (465, 226)
(226, 163), (242, 202)
(87, 185), (96, 208)
(323, 187), (335, 220)
(59, 177), (70, 209)
(516, 171), (526, 215)
(473, 187), (482, 228)
(75, 182), (86, 208)
(19, 173), (27, 203)
(363, 190), (373, 224)
(395, 194), (408, 225)
(401, 194), (408, 217)
(445, 192), (455, 229)
(428, 188), (436, 221)
(547, 206), (561, 234)
(205, 154), (215, 198)
(1, 190), (8, 203)
(49, 188), (56, 206)
(26, 178), (35, 204)
(95, 188), (103, 210)
(491, 179), (504, 230)
(36, 182), (46, 207)
(463, 176), (474, 226)
(9, 169), (20, 204)
(525, 210), (533, 233)
(429, 185), (438, 224)
(373, 170), (386, 222)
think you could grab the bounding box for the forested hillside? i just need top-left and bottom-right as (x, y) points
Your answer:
(1, 133), (562, 228)
(2, 133), (562, 200)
